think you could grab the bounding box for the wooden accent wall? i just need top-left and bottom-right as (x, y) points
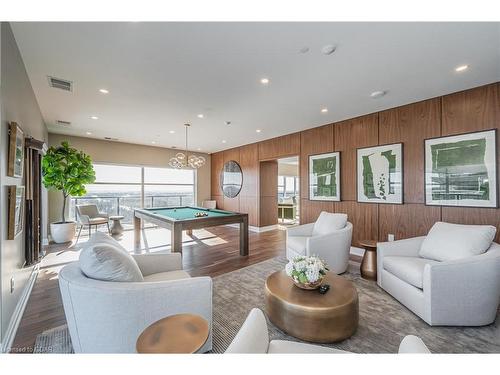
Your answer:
(211, 83), (500, 242)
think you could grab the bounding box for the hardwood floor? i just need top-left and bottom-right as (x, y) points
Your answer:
(11, 226), (286, 352)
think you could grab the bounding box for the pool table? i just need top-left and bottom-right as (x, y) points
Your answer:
(133, 206), (249, 255)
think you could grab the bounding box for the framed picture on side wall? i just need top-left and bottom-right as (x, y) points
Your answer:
(309, 151), (341, 201)
(424, 129), (497, 208)
(8, 185), (25, 240)
(8, 122), (25, 178)
(357, 143), (403, 204)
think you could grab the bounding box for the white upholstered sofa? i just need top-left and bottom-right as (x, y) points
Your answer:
(286, 212), (352, 274)
(58, 233), (212, 353)
(225, 308), (430, 353)
(377, 222), (500, 326)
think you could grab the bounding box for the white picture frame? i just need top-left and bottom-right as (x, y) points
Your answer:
(309, 151), (341, 201)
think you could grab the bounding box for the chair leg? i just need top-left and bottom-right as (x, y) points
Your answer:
(88, 224), (92, 237)
(107, 221), (111, 235)
(76, 225), (83, 242)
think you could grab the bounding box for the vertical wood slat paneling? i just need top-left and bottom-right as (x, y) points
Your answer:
(299, 124), (335, 200)
(441, 83), (500, 243)
(334, 201), (379, 246)
(258, 132), (301, 161)
(260, 161), (278, 226)
(379, 98), (441, 204)
(334, 114), (379, 201)
(239, 143), (259, 198)
(210, 151), (224, 198)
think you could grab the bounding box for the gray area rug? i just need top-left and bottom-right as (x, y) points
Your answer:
(34, 257), (500, 353)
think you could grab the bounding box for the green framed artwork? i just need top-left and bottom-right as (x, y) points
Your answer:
(309, 152), (340, 201)
(424, 129), (497, 208)
(357, 143), (403, 204)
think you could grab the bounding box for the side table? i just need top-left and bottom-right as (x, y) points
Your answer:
(359, 239), (378, 281)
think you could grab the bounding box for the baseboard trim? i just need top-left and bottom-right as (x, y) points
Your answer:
(1, 264), (39, 353)
(42, 238), (49, 246)
(224, 224), (278, 233)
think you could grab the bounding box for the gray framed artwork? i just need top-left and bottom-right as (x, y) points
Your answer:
(424, 129), (497, 208)
(309, 152), (340, 201)
(357, 143), (403, 204)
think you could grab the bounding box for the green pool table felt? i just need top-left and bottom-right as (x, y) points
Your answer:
(147, 207), (233, 220)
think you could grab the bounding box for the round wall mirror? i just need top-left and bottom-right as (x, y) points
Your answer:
(220, 160), (243, 198)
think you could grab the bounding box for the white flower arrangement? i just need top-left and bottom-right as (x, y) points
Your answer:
(285, 255), (328, 285)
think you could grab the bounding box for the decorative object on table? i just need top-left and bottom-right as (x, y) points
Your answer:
(136, 314), (210, 354)
(285, 255), (328, 290)
(318, 284), (330, 294)
(265, 270), (359, 343)
(169, 123), (206, 169)
(357, 143), (403, 204)
(220, 160), (243, 198)
(359, 239), (378, 280)
(195, 212), (208, 218)
(42, 141), (96, 243)
(309, 151), (341, 201)
(424, 129), (497, 208)
(7, 185), (25, 240)
(8, 122), (25, 178)
(109, 215), (125, 235)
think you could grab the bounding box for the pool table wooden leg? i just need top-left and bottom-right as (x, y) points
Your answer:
(240, 216), (249, 256)
(134, 216), (141, 253)
(171, 224), (183, 253)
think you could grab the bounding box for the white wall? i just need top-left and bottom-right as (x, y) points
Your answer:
(0, 22), (48, 346)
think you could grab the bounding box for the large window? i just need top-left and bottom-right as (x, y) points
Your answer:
(69, 164), (195, 225)
(278, 176), (299, 199)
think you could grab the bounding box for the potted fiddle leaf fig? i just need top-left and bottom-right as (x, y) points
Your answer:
(42, 141), (95, 243)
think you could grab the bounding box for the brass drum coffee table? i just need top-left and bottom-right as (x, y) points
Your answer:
(265, 271), (358, 343)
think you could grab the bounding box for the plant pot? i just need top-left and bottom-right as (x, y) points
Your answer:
(50, 221), (76, 243)
(292, 277), (324, 290)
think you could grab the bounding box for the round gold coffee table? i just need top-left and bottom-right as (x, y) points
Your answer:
(136, 314), (209, 353)
(265, 271), (358, 343)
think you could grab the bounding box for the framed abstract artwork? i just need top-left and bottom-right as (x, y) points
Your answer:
(357, 143), (403, 204)
(309, 152), (340, 201)
(424, 129), (497, 208)
(8, 122), (25, 178)
(8, 185), (25, 240)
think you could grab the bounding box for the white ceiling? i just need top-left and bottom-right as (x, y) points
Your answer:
(11, 22), (500, 153)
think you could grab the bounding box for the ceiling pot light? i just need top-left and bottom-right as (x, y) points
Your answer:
(169, 130), (175, 134)
(168, 124), (206, 169)
(90, 116), (99, 120)
(260, 78), (270, 85)
(197, 114), (204, 119)
(256, 129), (262, 133)
(370, 91), (387, 99)
(321, 108), (328, 113)
(222, 140), (227, 144)
(86, 131), (92, 135)
(321, 44), (337, 55)
(99, 89), (109, 94)
(455, 64), (469, 72)
(151, 141), (156, 144)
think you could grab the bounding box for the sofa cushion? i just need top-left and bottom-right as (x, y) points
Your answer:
(312, 212), (347, 236)
(79, 242), (144, 282)
(383, 256), (439, 289)
(88, 232), (128, 253)
(419, 222), (496, 261)
(143, 270), (191, 282)
(287, 236), (308, 255)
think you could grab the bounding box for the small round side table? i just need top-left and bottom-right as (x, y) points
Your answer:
(136, 314), (209, 354)
(359, 239), (378, 281)
(109, 215), (125, 235)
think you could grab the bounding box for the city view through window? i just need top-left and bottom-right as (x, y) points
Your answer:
(69, 164), (196, 225)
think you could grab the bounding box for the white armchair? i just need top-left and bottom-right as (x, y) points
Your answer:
(377, 236), (500, 326)
(58, 250), (212, 353)
(286, 212), (353, 274)
(225, 308), (430, 353)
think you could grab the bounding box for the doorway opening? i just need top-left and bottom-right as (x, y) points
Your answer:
(277, 156), (299, 227)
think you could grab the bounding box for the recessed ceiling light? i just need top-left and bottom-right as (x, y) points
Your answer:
(169, 130), (175, 134)
(99, 89), (109, 94)
(222, 140), (227, 144)
(151, 141), (156, 144)
(256, 129), (262, 133)
(370, 91), (387, 99)
(321, 108), (328, 113)
(197, 114), (204, 119)
(260, 78), (270, 85)
(321, 44), (337, 55)
(86, 131), (92, 135)
(90, 116), (99, 120)
(455, 64), (469, 72)
(197, 148), (201, 151)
